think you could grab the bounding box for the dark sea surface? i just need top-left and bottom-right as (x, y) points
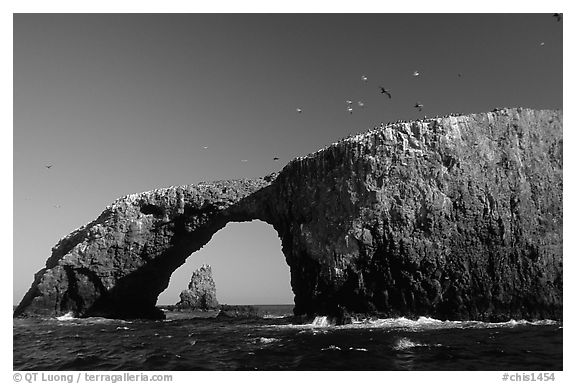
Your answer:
(13, 305), (562, 371)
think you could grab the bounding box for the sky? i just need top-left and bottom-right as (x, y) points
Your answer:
(12, 13), (563, 306)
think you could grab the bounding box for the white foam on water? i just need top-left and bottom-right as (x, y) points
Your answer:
(53, 315), (130, 325)
(393, 337), (426, 350)
(311, 316), (330, 327)
(56, 312), (76, 321)
(258, 337), (278, 344)
(262, 314), (289, 319)
(265, 316), (559, 331)
(321, 345), (341, 351)
(345, 316), (561, 331)
(349, 347), (368, 352)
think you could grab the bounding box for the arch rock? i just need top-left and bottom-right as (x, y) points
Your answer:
(15, 108), (563, 321)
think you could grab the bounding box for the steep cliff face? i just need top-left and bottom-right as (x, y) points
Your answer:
(15, 108), (562, 321)
(176, 264), (219, 310)
(266, 108), (562, 321)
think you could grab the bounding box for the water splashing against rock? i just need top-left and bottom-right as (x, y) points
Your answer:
(311, 316), (330, 327)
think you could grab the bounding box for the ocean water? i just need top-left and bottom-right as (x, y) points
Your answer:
(13, 305), (562, 371)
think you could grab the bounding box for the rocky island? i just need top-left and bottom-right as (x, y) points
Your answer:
(14, 108), (562, 322)
(176, 264), (219, 311)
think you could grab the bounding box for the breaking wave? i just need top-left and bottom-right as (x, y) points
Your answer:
(311, 316), (330, 327)
(56, 312), (76, 321)
(347, 316), (559, 330)
(267, 316), (559, 331)
(53, 315), (130, 325)
(392, 337), (426, 350)
(392, 336), (442, 350)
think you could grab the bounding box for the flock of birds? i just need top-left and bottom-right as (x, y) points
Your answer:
(296, 71), (424, 114)
(296, 70), (424, 116)
(38, 14), (561, 209)
(293, 13), (561, 151)
(295, 13), (561, 118)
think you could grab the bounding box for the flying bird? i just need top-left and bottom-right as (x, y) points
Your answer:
(345, 100), (353, 105)
(273, 157), (279, 161)
(414, 103), (423, 112)
(357, 101), (365, 108)
(540, 42), (545, 46)
(457, 73), (462, 78)
(45, 164), (53, 169)
(553, 13), (562, 22)
(413, 70), (420, 77)
(379, 87), (392, 98)
(241, 159), (248, 163)
(346, 106), (353, 114)
(202, 146), (208, 149)
(296, 108), (303, 113)
(361, 75), (368, 82)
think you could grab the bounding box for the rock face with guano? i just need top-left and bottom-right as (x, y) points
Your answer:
(14, 108), (563, 321)
(176, 264), (219, 310)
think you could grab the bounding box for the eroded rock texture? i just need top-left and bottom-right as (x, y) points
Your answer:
(14, 177), (274, 319)
(15, 108), (562, 321)
(176, 264), (219, 310)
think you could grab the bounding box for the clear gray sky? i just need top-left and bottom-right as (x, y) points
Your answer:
(13, 13), (562, 305)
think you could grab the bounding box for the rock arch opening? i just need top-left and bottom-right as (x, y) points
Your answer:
(157, 220), (293, 306)
(14, 110), (563, 321)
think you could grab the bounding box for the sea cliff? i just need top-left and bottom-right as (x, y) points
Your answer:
(15, 108), (562, 321)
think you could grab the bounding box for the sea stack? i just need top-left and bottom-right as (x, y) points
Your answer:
(176, 264), (219, 310)
(14, 108), (562, 322)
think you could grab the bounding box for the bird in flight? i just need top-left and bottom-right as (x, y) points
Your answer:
(241, 159), (248, 163)
(540, 42), (545, 46)
(553, 13), (562, 22)
(379, 87), (392, 99)
(357, 101), (365, 108)
(346, 100), (353, 105)
(457, 73), (463, 78)
(45, 164), (53, 169)
(53, 204), (62, 209)
(296, 108), (303, 113)
(414, 103), (423, 112)
(361, 75), (368, 82)
(273, 157), (279, 161)
(413, 70), (420, 77)
(347, 106), (353, 114)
